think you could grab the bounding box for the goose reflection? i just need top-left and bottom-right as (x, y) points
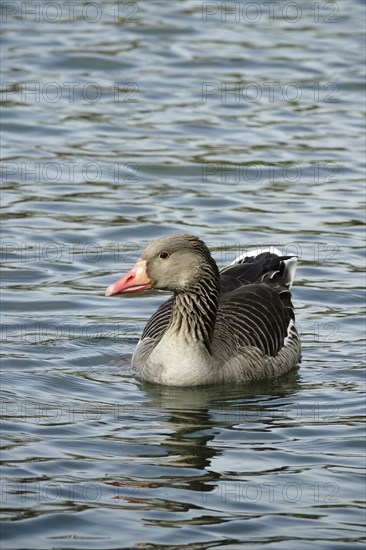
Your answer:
(139, 369), (301, 487)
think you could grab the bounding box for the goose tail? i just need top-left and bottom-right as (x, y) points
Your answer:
(231, 247), (298, 289)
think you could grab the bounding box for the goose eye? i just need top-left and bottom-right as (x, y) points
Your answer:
(159, 251), (169, 259)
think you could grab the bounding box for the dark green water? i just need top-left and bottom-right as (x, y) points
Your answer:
(1, 1), (365, 548)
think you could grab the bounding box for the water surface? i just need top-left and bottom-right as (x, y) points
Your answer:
(1, 1), (365, 548)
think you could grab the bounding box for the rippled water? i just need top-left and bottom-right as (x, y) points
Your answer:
(1, 1), (365, 548)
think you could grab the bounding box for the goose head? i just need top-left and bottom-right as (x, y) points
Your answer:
(105, 234), (219, 296)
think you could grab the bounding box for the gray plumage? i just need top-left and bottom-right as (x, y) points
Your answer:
(124, 234), (301, 386)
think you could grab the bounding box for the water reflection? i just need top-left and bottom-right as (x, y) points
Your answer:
(139, 370), (302, 476)
(142, 369), (301, 412)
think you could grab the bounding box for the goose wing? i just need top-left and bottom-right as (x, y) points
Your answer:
(140, 252), (298, 358)
(213, 281), (296, 360)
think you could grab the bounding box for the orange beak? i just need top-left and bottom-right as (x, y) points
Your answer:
(105, 260), (152, 296)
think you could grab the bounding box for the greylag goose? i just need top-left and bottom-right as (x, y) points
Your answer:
(105, 234), (301, 386)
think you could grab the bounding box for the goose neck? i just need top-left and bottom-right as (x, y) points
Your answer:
(170, 276), (220, 349)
